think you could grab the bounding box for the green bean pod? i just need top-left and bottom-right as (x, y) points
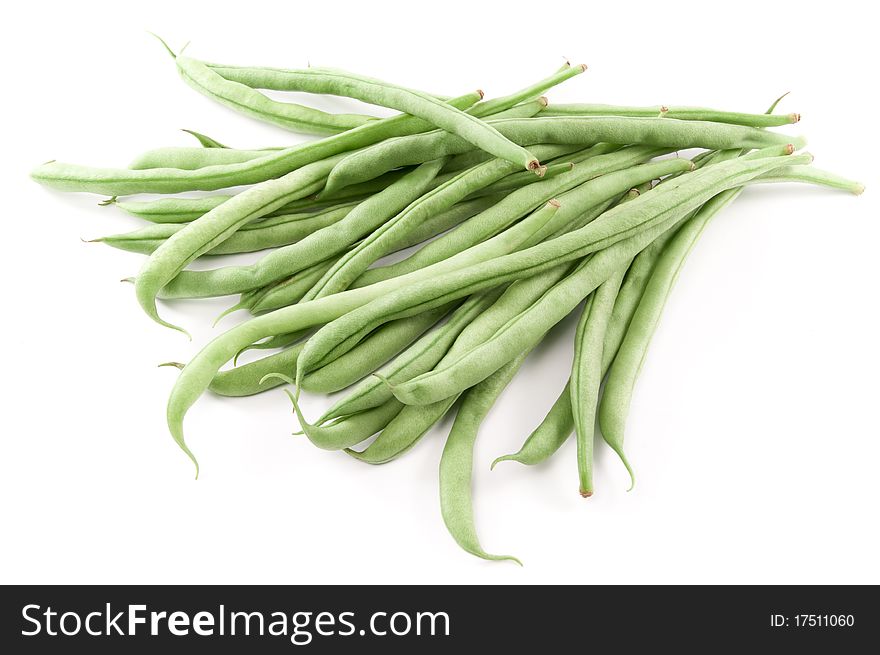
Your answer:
(292, 396), (405, 451)
(110, 196), (231, 224)
(30, 91), (483, 196)
(178, 56), (376, 135)
(440, 350), (529, 564)
(322, 116), (804, 191)
(99, 203), (357, 257)
(540, 103), (800, 127)
(206, 61), (541, 171)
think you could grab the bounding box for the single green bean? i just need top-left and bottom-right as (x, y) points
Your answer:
(292, 395), (405, 451)
(99, 202), (357, 257)
(468, 63), (586, 118)
(540, 103), (800, 127)
(207, 61), (541, 170)
(31, 89), (482, 196)
(109, 196), (231, 224)
(178, 56), (377, 135)
(440, 349), (529, 564)
(322, 115), (804, 191)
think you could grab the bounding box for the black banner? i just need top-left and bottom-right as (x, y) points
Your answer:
(1, 585), (874, 652)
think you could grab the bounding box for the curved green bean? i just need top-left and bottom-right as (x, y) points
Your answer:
(322, 116), (803, 191)
(207, 60), (540, 170)
(178, 56), (376, 135)
(98, 202), (357, 257)
(440, 350), (529, 564)
(31, 90), (482, 196)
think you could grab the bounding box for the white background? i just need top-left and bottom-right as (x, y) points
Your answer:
(1, 0), (877, 584)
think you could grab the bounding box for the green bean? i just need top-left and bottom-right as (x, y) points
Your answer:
(166, 150), (803, 470)
(109, 196), (231, 224)
(157, 158), (446, 300)
(178, 56), (377, 135)
(318, 292), (502, 423)
(206, 60), (541, 171)
(380, 151), (808, 406)
(540, 103), (800, 127)
(135, 155), (344, 333)
(344, 395), (457, 464)
(752, 165), (865, 194)
(598, 188), (744, 478)
(351, 151), (678, 290)
(571, 277), (622, 497)
(292, 395), (405, 451)
(31, 88), (483, 196)
(129, 147), (270, 170)
(322, 116), (803, 191)
(98, 202), (357, 257)
(440, 350), (529, 564)
(477, 97), (548, 121)
(468, 63), (586, 118)
(490, 382), (573, 469)
(209, 343), (305, 396)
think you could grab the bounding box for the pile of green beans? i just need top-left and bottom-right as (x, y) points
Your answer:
(32, 40), (864, 563)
